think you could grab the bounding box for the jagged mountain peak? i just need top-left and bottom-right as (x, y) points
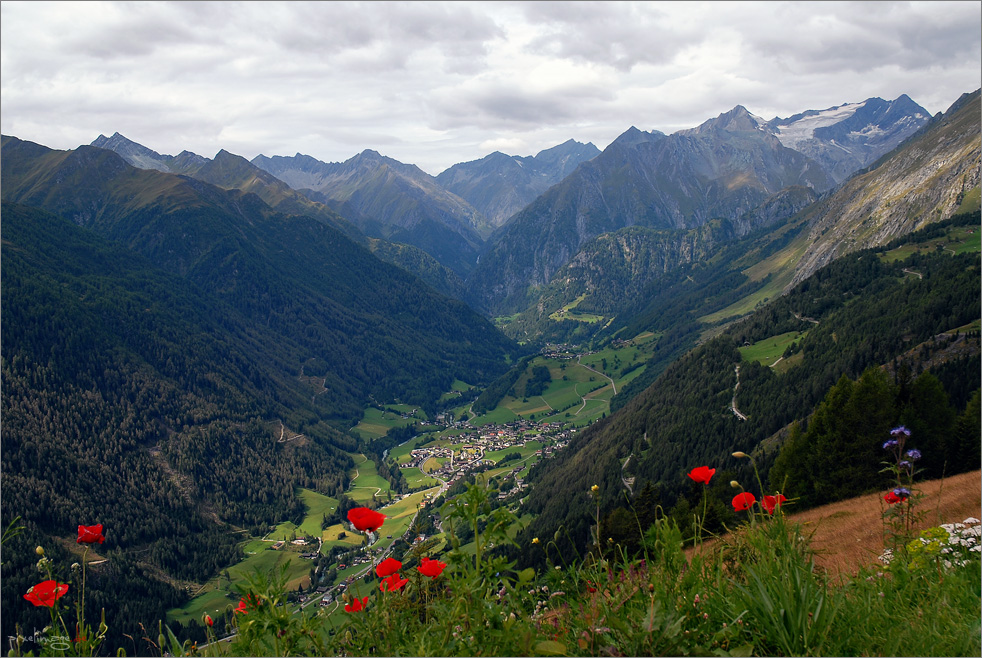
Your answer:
(90, 133), (175, 173)
(610, 126), (665, 148)
(680, 105), (765, 136)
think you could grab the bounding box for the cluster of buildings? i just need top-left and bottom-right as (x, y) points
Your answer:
(402, 421), (575, 490)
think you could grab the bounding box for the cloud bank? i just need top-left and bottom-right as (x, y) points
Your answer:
(2, 1), (979, 174)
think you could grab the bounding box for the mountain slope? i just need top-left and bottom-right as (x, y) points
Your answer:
(1, 136), (517, 416)
(435, 139), (600, 227)
(89, 134), (465, 295)
(788, 89), (981, 287)
(465, 106), (835, 315)
(252, 150), (488, 275)
(517, 219), (980, 559)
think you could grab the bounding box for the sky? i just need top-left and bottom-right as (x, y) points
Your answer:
(2, 1), (980, 176)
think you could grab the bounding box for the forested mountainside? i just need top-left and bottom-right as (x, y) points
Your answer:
(514, 213), (980, 565)
(89, 134), (469, 297)
(0, 135), (519, 647)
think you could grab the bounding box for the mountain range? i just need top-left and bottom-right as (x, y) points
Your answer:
(2, 87), (978, 648)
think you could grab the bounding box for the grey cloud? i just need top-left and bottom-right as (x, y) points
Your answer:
(517, 1), (694, 71)
(743, 1), (981, 75)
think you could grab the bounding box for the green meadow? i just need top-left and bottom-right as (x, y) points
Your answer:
(267, 489), (341, 540)
(351, 407), (418, 440)
(347, 453), (390, 503)
(738, 331), (807, 367)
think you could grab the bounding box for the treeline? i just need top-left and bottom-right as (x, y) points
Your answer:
(516, 219), (980, 566)
(770, 369), (981, 504)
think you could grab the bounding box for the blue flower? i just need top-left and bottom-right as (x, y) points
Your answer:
(894, 487), (911, 498)
(890, 426), (911, 438)
(883, 439), (899, 450)
(899, 460), (912, 470)
(905, 449), (921, 461)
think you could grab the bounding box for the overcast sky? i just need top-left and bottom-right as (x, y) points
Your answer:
(2, 1), (979, 175)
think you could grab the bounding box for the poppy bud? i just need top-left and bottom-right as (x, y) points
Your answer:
(204, 614), (213, 627)
(730, 480), (741, 488)
(35, 546), (44, 556)
(732, 451), (748, 459)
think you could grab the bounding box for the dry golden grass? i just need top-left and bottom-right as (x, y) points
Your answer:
(688, 470), (981, 578)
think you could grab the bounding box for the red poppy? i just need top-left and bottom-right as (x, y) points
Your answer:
(761, 494), (786, 515)
(344, 595), (369, 612)
(24, 580), (69, 607)
(347, 507), (386, 533)
(379, 573), (409, 592)
(883, 490), (905, 505)
(731, 492), (756, 512)
(375, 557), (402, 578)
(687, 466), (716, 485)
(77, 524), (105, 544)
(205, 614), (214, 627)
(418, 556), (447, 579)
(234, 594), (257, 615)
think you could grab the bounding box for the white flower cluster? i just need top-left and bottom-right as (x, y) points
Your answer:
(876, 518), (981, 568)
(936, 517), (982, 568)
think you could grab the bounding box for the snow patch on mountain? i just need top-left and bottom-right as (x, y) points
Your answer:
(774, 102), (866, 149)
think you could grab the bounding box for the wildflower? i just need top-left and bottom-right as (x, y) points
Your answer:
(591, 484), (599, 493)
(234, 599), (249, 615)
(204, 614), (214, 627)
(24, 580), (69, 607)
(890, 426), (911, 438)
(532, 537), (540, 544)
(882, 439), (899, 450)
(687, 466), (716, 485)
(899, 460), (912, 470)
(732, 492), (756, 512)
(380, 573), (409, 592)
(375, 557), (402, 578)
(77, 524), (105, 544)
(418, 556), (447, 578)
(347, 507), (386, 533)
(883, 489), (909, 505)
(344, 596), (368, 613)
(904, 449), (921, 461)
(761, 494), (786, 515)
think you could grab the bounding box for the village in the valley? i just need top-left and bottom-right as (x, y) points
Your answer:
(402, 419), (574, 497)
